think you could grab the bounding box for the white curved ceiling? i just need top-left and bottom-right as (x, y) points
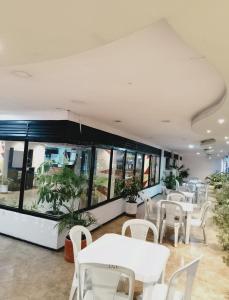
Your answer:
(0, 1), (228, 155)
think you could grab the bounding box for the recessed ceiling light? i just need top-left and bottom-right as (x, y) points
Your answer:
(114, 120), (122, 123)
(220, 150), (224, 153)
(11, 70), (32, 78)
(226, 141), (229, 145)
(188, 144), (194, 149)
(209, 156), (212, 160)
(217, 154), (220, 157)
(208, 146), (212, 149)
(71, 99), (86, 105)
(225, 136), (229, 140)
(206, 129), (211, 134)
(196, 152), (200, 155)
(218, 118), (225, 124)
(161, 120), (171, 123)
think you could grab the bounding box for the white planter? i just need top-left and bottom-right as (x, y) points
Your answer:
(125, 202), (137, 216)
(0, 185), (8, 193)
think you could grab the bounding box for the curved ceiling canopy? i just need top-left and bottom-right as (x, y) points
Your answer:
(0, 0), (228, 155)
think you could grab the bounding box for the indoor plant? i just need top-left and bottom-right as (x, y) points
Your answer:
(121, 178), (141, 216)
(214, 182), (229, 265)
(36, 161), (85, 215)
(163, 173), (177, 190)
(57, 204), (96, 262)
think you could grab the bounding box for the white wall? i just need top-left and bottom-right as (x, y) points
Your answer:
(182, 154), (221, 180)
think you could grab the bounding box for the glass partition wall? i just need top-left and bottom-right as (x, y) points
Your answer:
(0, 139), (161, 219)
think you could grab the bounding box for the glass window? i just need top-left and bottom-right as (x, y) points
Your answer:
(135, 153), (143, 183)
(155, 156), (161, 183)
(110, 149), (125, 198)
(0, 140), (24, 208)
(91, 148), (111, 205)
(23, 142), (91, 215)
(143, 154), (150, 188)
(125, 152), (135, 181)
(150, 155), (156, 186)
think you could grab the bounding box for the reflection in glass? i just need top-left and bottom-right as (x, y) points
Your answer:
(135, 153), (143, 183)
(23, 142), (91, 214)
(143, 155), (150, 188)
(150, 155), (156, 186)
(110, 149), (125, 198)
(125, 152), (135, 181)
(0, 140), (24, 208)
(155, 156), (160, 183)
(92, 148), (111, 205)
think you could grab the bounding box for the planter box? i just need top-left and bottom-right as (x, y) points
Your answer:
(125, 202), (137, 216)
(0, 185), (8, 193)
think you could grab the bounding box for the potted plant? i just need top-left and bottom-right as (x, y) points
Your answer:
(57, 204), (96, 263)
(121, 178), (141, 216)
(0, 176), (10, 193)
(36, 161), (86, 215)
(163, 173), (177, 190)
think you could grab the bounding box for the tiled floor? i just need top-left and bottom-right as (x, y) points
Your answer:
(0, 195), (229, 300)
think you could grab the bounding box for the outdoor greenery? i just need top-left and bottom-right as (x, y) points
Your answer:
(0, 176), (11, 185)
(36, 161), (86, 215)
(214, 182), (229, 266)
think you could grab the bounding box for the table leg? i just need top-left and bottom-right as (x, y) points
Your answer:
(185, 212), (191, 244)
(142, 282), (154, 300)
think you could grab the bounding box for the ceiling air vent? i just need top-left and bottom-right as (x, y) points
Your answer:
(200, 138), (216, 148)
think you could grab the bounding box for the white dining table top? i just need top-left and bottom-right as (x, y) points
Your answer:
(160, 199), (194, 212)
(77, 233), (170, 283)
(182, 191), (195, 198)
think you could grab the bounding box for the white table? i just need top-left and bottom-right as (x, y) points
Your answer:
(78, 233), (170, 300)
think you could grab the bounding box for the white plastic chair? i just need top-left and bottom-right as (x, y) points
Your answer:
(167, 192), (186, 202)
(160, 201), (184, 247)
(122, 219), (159, 243)
(151, 257), (201, 300)
(78, 263), (135, 300)
(175, 179), (180, 191)
(191, 201), (211, 244)
(69, 226), (93, 300)
(144, 198), (161, 231)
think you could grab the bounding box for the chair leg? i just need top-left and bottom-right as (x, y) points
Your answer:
(160, 222), (166, 244)
(203, 226), (207, 245)
(69, 275), (77, 300)
(174, 225), (179, 247)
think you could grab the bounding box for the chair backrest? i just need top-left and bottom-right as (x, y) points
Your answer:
(122, 219), (158, 243)
(175, 179), (180, 191)
(78, 263), (135, 300)
(200, 201), (211, 226)
(167, 192), (185, 202)
(166, 257), (201, 300)
(160, 200), (184, 226)
(69, 225), (92, 262)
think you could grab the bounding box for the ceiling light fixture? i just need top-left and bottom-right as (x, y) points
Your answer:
(206, 129), (211, 134)
(218, 118), (225, 124)
(226, 141), (229, 145)
(11, 70), (32, 78)
(114, 120), (122, 123)
(225, 136), (229, 140)
(220, 150), (224, 153)
(161, 120), (171, 123)
(188, 144), (194, 149)
(196, 152), (200, 155)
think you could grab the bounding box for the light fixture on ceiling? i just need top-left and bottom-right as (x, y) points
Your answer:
(218, 118), (225, 124)
(220, 150), (224, 153)
(217, 154), (220, 157)
(209, 156), (212, 160)
(114, 120), (122, 123)
(161, 120), (171, 123)
(188, 144), (194, 149)
(208, 146), (212, 149)
(71, 99), (86, 105)
(226, 141), (229, 145)
(206, 129), (211, 134)
(196, 152), (200, 155)
(11, 70), (32, 78)
(225, 136), (229, 140)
